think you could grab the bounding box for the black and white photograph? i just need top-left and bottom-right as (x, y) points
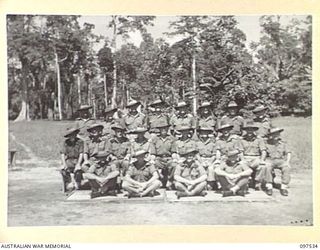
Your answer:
(7, 14), (312, 226)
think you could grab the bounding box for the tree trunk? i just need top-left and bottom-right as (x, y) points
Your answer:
(104, 73), (108, 107)
(14, 59), (30, 122)
(77, 73), (81, 105)
(192, 51), (197, 116)
(54, 51), (63, 120)
(111, 16), (117, 108)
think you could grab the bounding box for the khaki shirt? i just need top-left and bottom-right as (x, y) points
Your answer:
(255, 117), (272, 137)
(60, 138), (84, 160)
(123, 113), (146, 131)
(197, 116), (216, 130)
(170, 114), (196, 128)
(240, 136), (266, 156)
(149, 136), (175, 156)
(107, 136), (131, 159)
(171, 139), (198, 155)
(147, 114), (169, 129)
(84, 137), (108, 160)
(88, 162), (118, 177)
(126, 161), (157, 182)
(196, 138), (217, 157)
(266, 140), (290, 160)
(216, 135), (243, 156)
(131, 137), (152, 153)
(219, 115), (245, 135)
(174, 162), (206, 180)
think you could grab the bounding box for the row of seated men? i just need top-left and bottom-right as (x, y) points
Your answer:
(60, 99), (291, 199)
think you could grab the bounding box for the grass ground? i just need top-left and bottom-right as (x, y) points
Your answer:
(7, 116), (313, 226)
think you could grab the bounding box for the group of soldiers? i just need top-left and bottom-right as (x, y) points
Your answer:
(60, 98), (291, 199)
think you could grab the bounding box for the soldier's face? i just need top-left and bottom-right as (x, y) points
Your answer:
(89, 128), (102, 137)
(136, 132), (145, 139)
(177, 107), (187, 116)
(154, 106), (162, 113)
(199, 132), (210, 140)
(228, 154), (239, 164)
(186, 153), (195, 163)
(105, 113), (114, 122)
(245, 129), (255, 137)
(68, 133), (78, 142)
(228, 108), (237, 116)
(222, 129), (231, 137)
(114, 129), (124, 137)
(159, 127), (168, 136)
(200, 107), (210, 116)
(269, 132), (281, 141)
(255, 111), (265, 119)
(81, 110), (90, 119)
(129, 106), (138, 114)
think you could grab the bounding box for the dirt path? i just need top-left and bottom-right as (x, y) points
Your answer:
(8, 162), (313, 226)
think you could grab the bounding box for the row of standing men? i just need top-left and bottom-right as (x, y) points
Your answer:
(60, 99), (291, 199)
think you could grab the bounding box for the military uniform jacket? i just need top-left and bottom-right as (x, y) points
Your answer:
(106, 136), (131, 159)
(127, 160), (157, 182)
(219, 115), (245, 135)
(149, 135), (175, 157)
(170, 114), (196, 128)
(196, 138), (217, 158)
(240, 135), (267, 156)
(265, 140), (290, 160)
(88, 162), (118, 177)
(130, 137), (152, 153)
(171, 138), (198, 156)
(147, 114), (170, 130)
(174, 161), (206, 180)
(197, 116), (217, 130)
(216, 134), (243, 156)
(60, 138), (84, 160)
(123, 112), (146, 132)
(84, 136), (108, 161)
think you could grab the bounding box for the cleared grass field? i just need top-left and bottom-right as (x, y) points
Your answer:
(9, 116), (312, 169)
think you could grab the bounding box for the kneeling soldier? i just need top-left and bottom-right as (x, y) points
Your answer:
(174, 148), (207, 199)
(264, 128), (291, 196)
(122, 150), (162, 198)
(83, 152), (120, 199)
(195, 126), (219, 190)
(60, 127), (84, 192)
(239, 121), (267, 190)
(215, 150), (253, 197)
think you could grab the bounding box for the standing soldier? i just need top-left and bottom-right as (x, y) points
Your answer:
(60, 127), (84, 192)
(122, 100), (146, 133)
(75, 105), (96, 141)
(196, 101), (217, 131)
(106, 123), (131, 192)
(122, 150), (162, 198)
(149, 119), (176, 189)
(264, 128), (291, 196)
(195, 126), (219, 190)
(253, 105), (272, 138)
(170, 101), (196, 135)
(216, 121), (243, 161)
(146, 99), (170, 136)
(239, 121), (268, 190)
(80, 123), (109, 185)
(174, 148), (208, 199)
(83, 152), (120, 199)
(215, 150), (253, 197)
(102, 106), (118, 138)
(218, 101), (245, 136)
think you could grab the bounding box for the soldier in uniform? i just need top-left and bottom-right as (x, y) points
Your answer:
(75, 104), (96, 141)
(80, 123), (109, 186)
(218, 101), (245, 136)
(216, 121), (243, 161)
(239, 121), (268, 190)
(174, 148), (208, 199)
(122, 150), (162, 198)
(146, 99), (169, 136)
(149, 119), (176, 189)
(195, 126), (219, 190)
(106, 123), (131, 192)
(60, 127), (84, 192)
(102, 107), (118, 138)
(253, 105), (272, 138)
(83, 152), (120, 199)
(196, 101), (217, 131)
(122, 100), (146, 132)
(215, 150), (253, 197)
(130, 127), (153, 153)
(264, 128), (291, 196)
(170, 101), (196, 135)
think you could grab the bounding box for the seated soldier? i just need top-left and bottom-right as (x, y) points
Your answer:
(253, 105), (272, 138)
(239, 121), (267, 190)
(195, 126), (219, 190)
(106, 123), (131, 192)
(215, 150), (253, 197)
(60, 127), (84, 192)
(196, 101), (217, 131)
(149, 119), (176, 189)
(102, 106), (118, 137)
(80, 123), (108, 184)
(218, 101), (245, 136)
(83, 152), (120, 199)
(122, 150), (162, 198)
(216, 121), (243, 161)
(130, 127), (152, 153)
(264, 128), (291, 196)
(174, 148), (208, 199)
